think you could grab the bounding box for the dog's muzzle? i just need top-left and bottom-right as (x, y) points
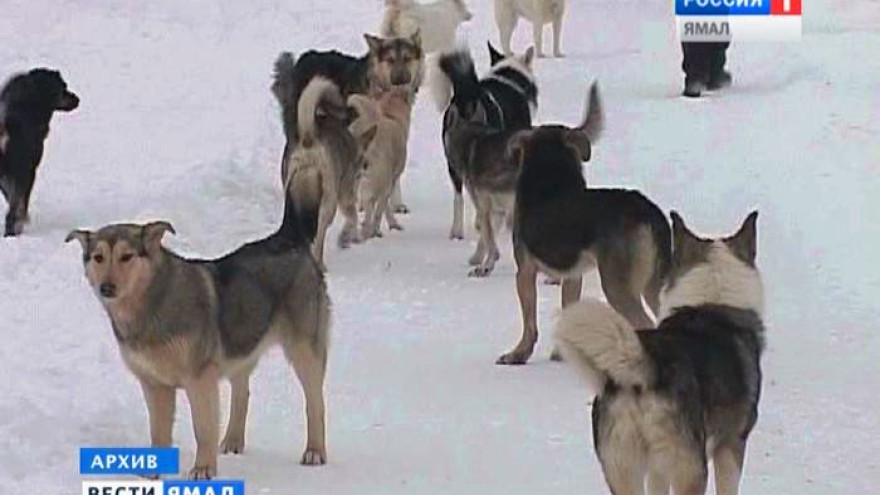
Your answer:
(99, 283), (117, 299)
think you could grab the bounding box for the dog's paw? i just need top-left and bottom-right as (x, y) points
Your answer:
(388, 222), (404, 231)
(468, 264), (494, 278)
(220, 435), (245, 455)
(496, 350), (531, 365)
(188, 465), (216, 480)
(537, 52), (548, 59)
(554, 51), (565, 58)
(301, 448), (326, 466)
(393, 204), (410, 214)
(449, 228), (464, 240)
(549, 347), (564, 362)
(468, 252), (484, 266)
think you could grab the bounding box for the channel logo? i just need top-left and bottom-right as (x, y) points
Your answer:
(675, 0), (802, 42)
(80, 447), (244, 495)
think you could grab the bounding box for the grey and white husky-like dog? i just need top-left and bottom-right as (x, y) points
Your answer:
(66, 199), (331, 479)
(556, 211), (765, 495)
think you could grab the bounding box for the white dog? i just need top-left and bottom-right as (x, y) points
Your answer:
(494, 0), (566, 58)
(381, 0), (472, 54)
(348, 88), (413, 239)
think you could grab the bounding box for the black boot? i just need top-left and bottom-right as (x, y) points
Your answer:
(683, 79), (706, 98)
(707, 71), (732, 90)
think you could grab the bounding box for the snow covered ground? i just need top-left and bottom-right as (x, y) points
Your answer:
(1, 0), (879, 493)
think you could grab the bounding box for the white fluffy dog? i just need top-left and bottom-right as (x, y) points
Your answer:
(494, 0), (566, 58)
(381, 0), (472, 54)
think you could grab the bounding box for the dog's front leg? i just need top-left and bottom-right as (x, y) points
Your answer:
(139, 379), (176, 448)
(183, 365), (220, 480)
(390, 180), (409, 214)
(497, 251), (538, 364)
(533, 20), (546, 58)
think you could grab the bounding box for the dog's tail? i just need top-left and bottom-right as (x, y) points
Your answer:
(272, 52), (300, 141)
(278, 165), (323, 247)
(296, 76), (346, 148)
(555, 298), (654, 395)
(434, 50), (481, 113)
(578, 82), (604, 144)
(385, 0), (415, 7)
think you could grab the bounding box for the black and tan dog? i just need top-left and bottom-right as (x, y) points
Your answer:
(0, 68), (79, 236)
(497, 83), (672, 365)
(67, 197), (331, 479)
(272, 33), (423, 186)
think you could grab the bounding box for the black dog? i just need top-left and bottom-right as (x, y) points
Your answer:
(0, 68), (79, 236)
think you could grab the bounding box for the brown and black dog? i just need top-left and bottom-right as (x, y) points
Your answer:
(498, 83), (673, 365)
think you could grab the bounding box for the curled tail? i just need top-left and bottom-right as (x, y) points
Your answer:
(555, 298), (653, 394)
(296, 76), (344, 147)
(435, 50), (481, 114)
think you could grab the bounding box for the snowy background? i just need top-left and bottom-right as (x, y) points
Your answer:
(1, 0), (878, 493)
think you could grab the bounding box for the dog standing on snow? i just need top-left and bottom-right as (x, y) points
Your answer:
(348, 87), (413, 239)
(556, 211), (765, 495)
(0, 68), (79, 236)
(494, 0), (566, 58)
(381, 0), (472, 54)
(275, 58), (371, 269)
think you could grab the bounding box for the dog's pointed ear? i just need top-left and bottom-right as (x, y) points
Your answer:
(488, 42), (504, 66)
(506, 130), (533, 166)
(521, 46), (535, 68)
(364, 34), (382, 52)
(725, 211), (759, 265)
(410, 30), (422, 50)
(670, 211), (704, 260)
(65, 229), (91, 252)
(141, 221), (175, 254)
(564, 130), (592, 162)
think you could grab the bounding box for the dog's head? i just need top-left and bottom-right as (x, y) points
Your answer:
(449, 0), (473, 22)
(66, 222), (174, 310)
(659, 211), (764, 319)
(10, 68), (80, 112)
(507, 82), (602, 168)
(488, 42), (534, 73)
(364, 33), (424, 90)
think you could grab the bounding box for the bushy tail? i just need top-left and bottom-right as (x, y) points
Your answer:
(555, 298), (653, 394)
(296, 76), (342, 147)
(272, 52), (300, 140)
(279, 165), (323, 246)
(578, 82), (604, 144)
(434, 50), (481, 113)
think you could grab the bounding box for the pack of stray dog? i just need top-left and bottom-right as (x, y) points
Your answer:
(30, 2), (775, 491)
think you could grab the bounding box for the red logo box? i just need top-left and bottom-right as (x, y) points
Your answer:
(771, 0), (802, 15)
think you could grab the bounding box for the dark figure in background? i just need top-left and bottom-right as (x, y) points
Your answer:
(681, 41), (732, 98)
(0, 68), (79, 236)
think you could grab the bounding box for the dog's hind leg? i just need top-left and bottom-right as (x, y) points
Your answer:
(220, 365), (256, 455)
(469, 195), (500, 277)
(713, 440), (746, 495)
(139, 379), (176, 448)
(337, 199), (361, 249)
(390, 180), (409, 214)
(285, 338), (328, 466)
(600, 450), (647, 495)
(495, 0), (518, 55)
(550, 276), (583, 361)
(497, 248), (539, 364)
(598, 258), (654, 330)
(552, 8), (564, 57)
(532, 20), (546, 58)
(449, 166), (465, 240)
(183, 365), (221, 479)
